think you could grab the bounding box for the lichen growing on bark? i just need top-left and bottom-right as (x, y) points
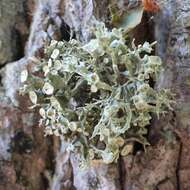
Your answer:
(20, 21), (174, 166)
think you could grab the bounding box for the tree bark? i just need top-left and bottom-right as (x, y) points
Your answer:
(0, 0), (190, 190)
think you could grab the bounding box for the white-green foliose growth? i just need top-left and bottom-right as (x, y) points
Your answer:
(20, 21), (174, 166)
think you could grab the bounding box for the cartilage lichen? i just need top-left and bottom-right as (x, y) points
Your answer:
(20, 21), (174, 166)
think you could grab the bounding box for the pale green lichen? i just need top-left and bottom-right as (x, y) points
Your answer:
(20, 21), (174, 166)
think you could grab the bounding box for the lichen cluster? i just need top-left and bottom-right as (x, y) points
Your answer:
(20, 22), (173, 165)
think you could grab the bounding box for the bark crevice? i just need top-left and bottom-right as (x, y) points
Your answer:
(176, 141), (182, 190)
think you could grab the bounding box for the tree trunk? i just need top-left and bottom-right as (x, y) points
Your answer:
(0, 0), (190, 190)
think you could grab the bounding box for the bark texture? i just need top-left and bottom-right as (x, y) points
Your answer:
(0, 0), (190, 190)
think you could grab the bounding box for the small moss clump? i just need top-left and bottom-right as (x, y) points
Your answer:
(20, 22), (174, 166)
